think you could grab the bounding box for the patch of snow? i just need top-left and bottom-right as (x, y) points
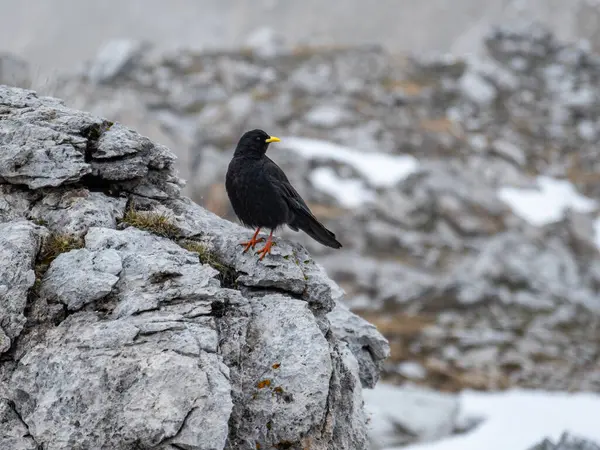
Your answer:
(281, 136), (419, 188)
(365, 384), (459, 449)
(309, 167), (375, 208)
(365, 384), (600, 450)
(397, 361), (427, 380)
(498, 176), (597, 226)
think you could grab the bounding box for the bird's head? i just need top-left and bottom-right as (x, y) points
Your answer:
(234, 129), (281, 158)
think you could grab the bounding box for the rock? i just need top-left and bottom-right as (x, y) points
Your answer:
(528, 433), (600, 450)
(0, 399), (38, 450)
(0, 185), (32, 223)
(0, 85), (387, 450)
(327, 301), (390, 388)
(304, 104), (354, 128)
(0, 221), (44, 350)
(0, 113), (91, 189)
(0, 85), (179, 193)
(364, 383), (459, 448)
(491, 139), (527, 167)
(437, 231), (598, 311)
(459, 68), (497, 105)
(163, 197), (339, 310)
(39, 247), (122, 311)
(13, 311), (232, 449)
(225, 294), (332, 448)
(397, 361), (427, 380)
(85, 226), (220, 318)
(29, 190), (127, 236)
(87, 39), (148, 84)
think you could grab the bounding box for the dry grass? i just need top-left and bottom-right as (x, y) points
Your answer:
(178, 239), (237, 288)
(419, 117), (462, 136)
(32, 233), (85, 296)
(381, 78), (428, 95)
(120, 208), (179, 239)
(358, 309), (514, 392)
(356, 310), (435, 336)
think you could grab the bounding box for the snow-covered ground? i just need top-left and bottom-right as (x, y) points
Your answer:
(281, 137), (419, 188)
(282, 136), (600, 246)
(281, 137), (419, 208)
(498, 176), (600, 247)
(498, 176), (597, 227)
(365, 383), (600, 450)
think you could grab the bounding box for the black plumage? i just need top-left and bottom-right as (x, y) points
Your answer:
(226, 129), (342, 260)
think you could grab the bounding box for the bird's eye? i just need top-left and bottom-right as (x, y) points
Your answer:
(256, 137), (261, 141)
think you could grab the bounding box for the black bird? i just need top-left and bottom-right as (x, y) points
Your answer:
(226, 129), (342, 260)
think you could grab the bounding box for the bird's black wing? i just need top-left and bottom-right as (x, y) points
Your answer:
(264, 157), (342, 249)
(263, 156), (312, 217)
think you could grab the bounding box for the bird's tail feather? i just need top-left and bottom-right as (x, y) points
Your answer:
(294, 211), (342, 249)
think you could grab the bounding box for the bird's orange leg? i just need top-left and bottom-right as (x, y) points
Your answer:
(240, 227), (264, 253)
(256, 229), (275, 260)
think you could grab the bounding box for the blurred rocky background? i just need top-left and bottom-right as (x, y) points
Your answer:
(3, 1), (600, 449)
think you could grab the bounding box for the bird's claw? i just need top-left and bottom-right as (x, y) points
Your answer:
(240, 237), (265, 253)
(256, 240), (274, 261)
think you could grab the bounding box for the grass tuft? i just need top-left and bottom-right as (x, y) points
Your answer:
(120, 208), (179, 239)
(32, 233), (85, 296)
(178, 239), (237, 288)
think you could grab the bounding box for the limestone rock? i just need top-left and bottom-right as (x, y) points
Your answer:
(0, 85), (386, 450)
(0, 221), (44, 350)
(0, 399), (38, 450)
(528, 433), (600, 450)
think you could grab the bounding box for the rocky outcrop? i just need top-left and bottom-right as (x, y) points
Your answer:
(0, 85), (388, 450)
(528, 433), (600, 450)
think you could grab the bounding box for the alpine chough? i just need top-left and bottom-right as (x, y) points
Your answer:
(226, 129), (342, 260)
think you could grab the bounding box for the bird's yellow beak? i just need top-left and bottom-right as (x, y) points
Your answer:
(265, 136), (281, 143)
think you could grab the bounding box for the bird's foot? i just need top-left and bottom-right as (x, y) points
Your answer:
(240, 236), (265, 253)
(256, 238), (274, 261)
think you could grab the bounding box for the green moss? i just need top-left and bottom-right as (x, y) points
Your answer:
(120, 208), (179, 239)
(178, 239), (237, 288)
(31, 233), (85, 297)
(31, 218), (48, 227)
(120, 204), (238, 288)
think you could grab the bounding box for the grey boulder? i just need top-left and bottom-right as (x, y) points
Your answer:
(0, 84), (389, 450)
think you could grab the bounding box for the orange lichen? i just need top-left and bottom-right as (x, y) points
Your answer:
(257, 379), (272, 389)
